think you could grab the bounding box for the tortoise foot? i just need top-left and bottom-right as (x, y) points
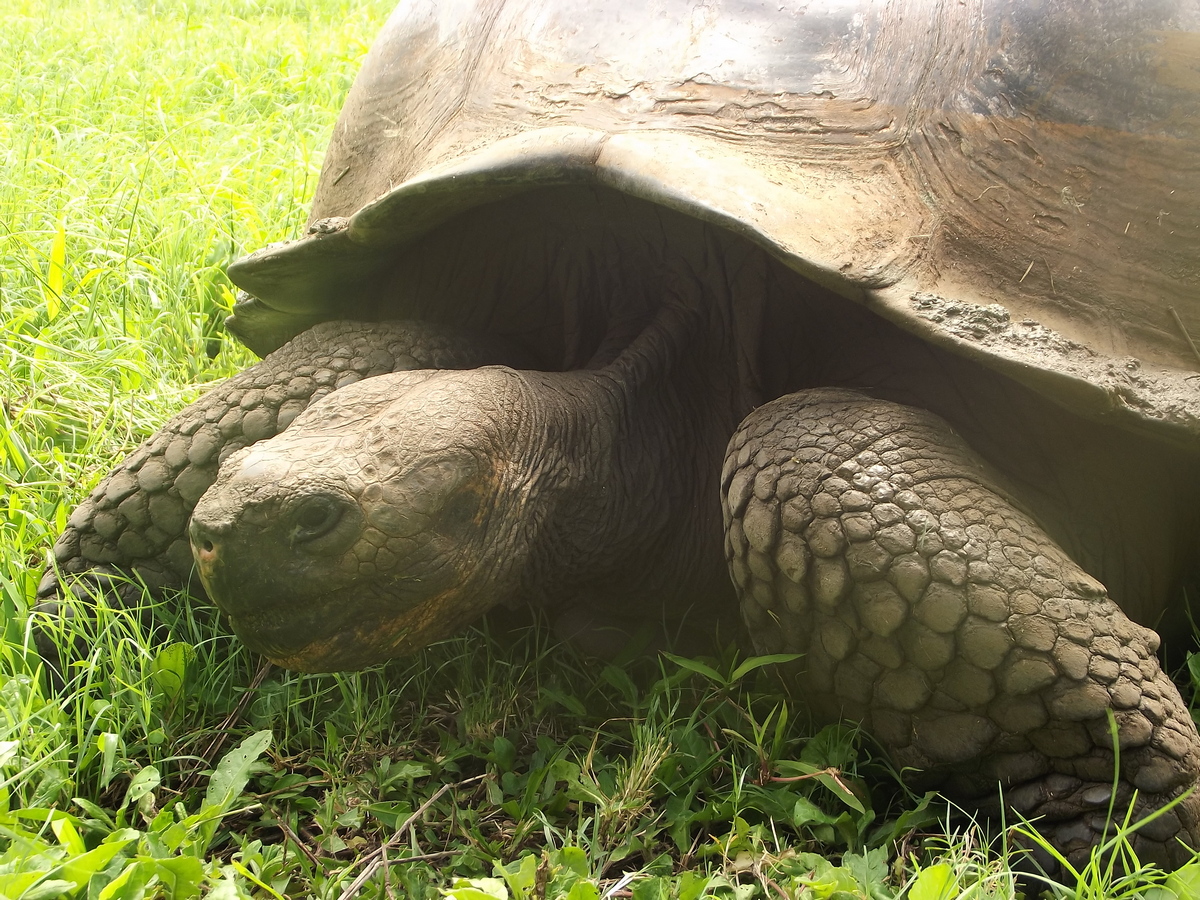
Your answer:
(1004, 773), (1200, 873)
(721, 388), (1200, 867)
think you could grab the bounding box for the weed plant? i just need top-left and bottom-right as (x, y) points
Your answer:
(4, 0), (1200, 897)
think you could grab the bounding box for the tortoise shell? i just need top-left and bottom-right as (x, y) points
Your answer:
(227, 0), (1200, 442)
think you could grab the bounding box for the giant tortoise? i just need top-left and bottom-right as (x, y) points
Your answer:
(40, 0), (1200, 869)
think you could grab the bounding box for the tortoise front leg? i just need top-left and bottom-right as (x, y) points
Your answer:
(722, 388), (1200, 869)
(38, 319), (530, 608)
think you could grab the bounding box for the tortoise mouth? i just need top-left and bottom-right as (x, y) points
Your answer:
(191, 500), (483, 669)
(225, 587), (464, 672)
(222, 597), (359, 664)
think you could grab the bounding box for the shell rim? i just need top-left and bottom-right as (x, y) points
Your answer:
(226, 125), (1200, 448)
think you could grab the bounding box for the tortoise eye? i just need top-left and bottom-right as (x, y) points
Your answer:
(291, 495), (344, 543)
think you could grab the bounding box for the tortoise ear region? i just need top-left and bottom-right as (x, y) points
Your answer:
(391, 455), (481, 515)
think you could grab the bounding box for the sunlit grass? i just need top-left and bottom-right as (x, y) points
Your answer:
(3, 0), (1200, 896)
(0, 0), (390, 597)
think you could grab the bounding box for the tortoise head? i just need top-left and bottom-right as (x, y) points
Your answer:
(189, 367), (532, 671)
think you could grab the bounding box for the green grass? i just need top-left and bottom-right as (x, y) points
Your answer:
(3, 0), (1200, 897)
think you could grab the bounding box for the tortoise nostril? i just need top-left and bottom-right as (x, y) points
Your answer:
(190, 524), (220, 574)
(189, 516), (222, 556)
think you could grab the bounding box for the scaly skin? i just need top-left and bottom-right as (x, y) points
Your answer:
(38, 319), (531, 607)
(49, 293), (1200, 865)
(186, 304), (739, 670)
(722, 388), (1200, 869)
(184, 310), (1200, 865)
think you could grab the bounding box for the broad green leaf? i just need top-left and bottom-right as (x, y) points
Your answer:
(785, 853), (865, 898)
(777, 759), (821, 777)
(842, 847), (889, 892)
(556, 846), (589, 878)
(495, 853), (537, 897)
(631, 877), (668, 900)
(815, 771), (865, 815)
(1164, 860), (1200, 895)
(802, 724), (859, 769)
(50, 816), (86, 855)
(151, 644), (195, 705)
(0, 874), (64, 898)
(1189, 652), (1200, 693)
(189, 730), (271, 858)
(18, 879), (78, 900)
(907, 863), (955, 900)
(121, 767), (160, 814)
(445, 876), (510, 900)
(1148, 862), (1200, 900)
(676, 872), (711, 900)
(227, 860), (284, 900)
(363, 801), (413, 830)
(206, 877), (243, 900)
(1, 807), (80, 828)
(564, 881), (599, 900)
(792, 795), (841, 829)
(775, 759), (866, 815)
(97, 861), (152, 900)
(539, 687), (587, 716)
(72, 797), (116, 829)
(146, 805), (176, 841)
(490, 736), (516, 772)
(148, 856), (206, 896)
(600, 665), (638, 704)
(57, 838), (134, 887)
(203, 730), (271, 813)
(384, 761), (430, 780)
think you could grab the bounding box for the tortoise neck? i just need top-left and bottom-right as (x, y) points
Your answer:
(513, 302), (740, 619)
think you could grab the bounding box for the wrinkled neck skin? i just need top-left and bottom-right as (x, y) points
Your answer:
(509, 302), (739, 632)
(191, 287), (741, 671)
(366, 188), (1197, 634)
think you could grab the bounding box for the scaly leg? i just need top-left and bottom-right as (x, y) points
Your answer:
(722, 388), (1200, 868)
(38, 319), (529, 607)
